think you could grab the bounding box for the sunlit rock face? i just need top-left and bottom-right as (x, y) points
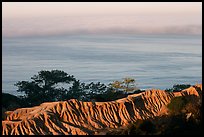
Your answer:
(2, 84), (202, 135)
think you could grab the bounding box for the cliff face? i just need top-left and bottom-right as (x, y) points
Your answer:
(2, 84), (202, 135)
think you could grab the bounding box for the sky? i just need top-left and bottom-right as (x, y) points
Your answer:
(2, 2), (202, 38)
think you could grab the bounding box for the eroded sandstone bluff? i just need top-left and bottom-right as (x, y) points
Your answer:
(2, 84), (202, 135)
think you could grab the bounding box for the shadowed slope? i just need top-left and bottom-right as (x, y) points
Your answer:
(2, 84), (202, 135)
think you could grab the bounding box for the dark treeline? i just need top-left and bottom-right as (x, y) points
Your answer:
(2, 70), (142, 110)
(2, 70), (191, 112)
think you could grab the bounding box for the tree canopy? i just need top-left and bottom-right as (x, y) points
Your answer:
(110, 77), (139, 94)
(15, 70), (77, 106)
(14, 70), (141, 107)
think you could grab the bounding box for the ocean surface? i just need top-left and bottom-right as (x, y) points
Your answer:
(2, 34), (202, 96)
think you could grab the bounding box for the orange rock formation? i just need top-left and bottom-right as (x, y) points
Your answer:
(2, 84), (202, 135)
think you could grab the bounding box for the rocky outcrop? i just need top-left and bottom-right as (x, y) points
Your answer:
(2, 84), (202, 135)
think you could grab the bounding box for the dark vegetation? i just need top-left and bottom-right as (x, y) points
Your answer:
(2, 93), (23, 110)
(2, 93), (23, 120)
(2, 70), (195, 110)
(2, 70), (140, 110)
(6, 70), (190, 108)
(165, 84), (191, 92)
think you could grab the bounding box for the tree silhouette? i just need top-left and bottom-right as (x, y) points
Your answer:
(110, 77), (139, 94)
(110, 80), (123, 92)
(122, 77), (138, 94)
(15, 70), (76, 106)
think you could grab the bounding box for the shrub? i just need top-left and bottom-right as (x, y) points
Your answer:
(165, 84), (191, 92)
(167, 96), (187, 115)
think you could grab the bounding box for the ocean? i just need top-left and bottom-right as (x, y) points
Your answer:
(2, 34), (202, 96)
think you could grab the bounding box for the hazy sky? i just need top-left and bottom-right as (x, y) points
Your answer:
(2, 2), (202, 37)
